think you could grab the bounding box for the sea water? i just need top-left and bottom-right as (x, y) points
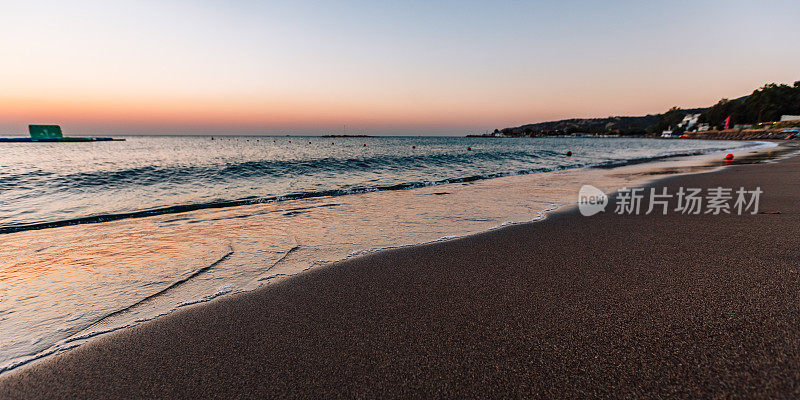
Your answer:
(0, 136), (763, 373)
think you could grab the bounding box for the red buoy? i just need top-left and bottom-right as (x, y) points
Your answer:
(363, 143), (367, 147)
(566, 151), (572, 157)
(725, 153), (734, 160)
(467, 146), (471, 151)
(412, 145), (416, 149)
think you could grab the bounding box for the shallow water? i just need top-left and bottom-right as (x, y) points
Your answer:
(0, 136), (763, 373)
(0, 136), (744, 232)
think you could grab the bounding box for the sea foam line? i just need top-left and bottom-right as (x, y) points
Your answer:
(0, 142), (760, 236)
(0, 248), (234, 375)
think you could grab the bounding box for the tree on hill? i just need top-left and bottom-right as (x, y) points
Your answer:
(700, 82), (800, 128)
(699, 99), (743, 129)
(652, 107), (686, 133)
(742, 82), (800, 122)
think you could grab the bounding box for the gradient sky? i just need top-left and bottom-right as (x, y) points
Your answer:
(1, 0), (799, 135)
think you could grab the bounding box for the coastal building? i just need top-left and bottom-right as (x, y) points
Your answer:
(780, 115), (800, 122)
(677, 113), (701, 131)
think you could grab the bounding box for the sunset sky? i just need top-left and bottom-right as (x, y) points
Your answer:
(1, 0), (799, 135)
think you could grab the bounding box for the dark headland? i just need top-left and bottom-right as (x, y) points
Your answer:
(480, 81), (800, 139)
(2, 146), (799, 398)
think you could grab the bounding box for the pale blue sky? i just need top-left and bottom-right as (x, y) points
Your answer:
(1, 0), (798, 135)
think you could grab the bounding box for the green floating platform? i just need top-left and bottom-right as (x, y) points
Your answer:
(0, 137), (124, 142)
(0, 125), (125, 142)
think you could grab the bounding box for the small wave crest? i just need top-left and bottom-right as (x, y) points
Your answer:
(0, 139), (760, 236)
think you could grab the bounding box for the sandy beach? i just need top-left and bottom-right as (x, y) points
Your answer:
(3, 1), (798, 397)
(2, 150), (800, 398)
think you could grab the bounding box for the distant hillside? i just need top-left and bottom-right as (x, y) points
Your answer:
(500, 109), (709, 137)
(496, 81), (800, 137)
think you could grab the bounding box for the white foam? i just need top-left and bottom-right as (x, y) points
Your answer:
(65, 314), (83, 322)
(177, 299), (206, 307)
(213, 284), (234, 296)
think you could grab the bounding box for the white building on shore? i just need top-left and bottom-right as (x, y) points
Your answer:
(677, 113), (701, 131)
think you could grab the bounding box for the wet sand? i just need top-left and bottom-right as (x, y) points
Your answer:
(2, 152), (800, 398)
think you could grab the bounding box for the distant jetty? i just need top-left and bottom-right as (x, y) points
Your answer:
(322, 134), (373, 138)
(0, 125), (125, 142)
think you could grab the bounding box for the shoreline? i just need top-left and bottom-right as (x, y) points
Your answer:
(2, 144), (800, 397)
(0, 139), (766, 236)
(0, 140), (789, 378)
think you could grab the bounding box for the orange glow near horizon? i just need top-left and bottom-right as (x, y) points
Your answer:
(0, 95), (511, 131)
(0, 77), (780, 134)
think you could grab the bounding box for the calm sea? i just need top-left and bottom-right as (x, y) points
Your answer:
(0, 136), (761, 373)
(0, 136), (745, 232)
